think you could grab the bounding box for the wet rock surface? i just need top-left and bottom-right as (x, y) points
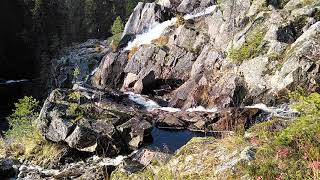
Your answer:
(49, 39), (109, 91)
(151, 107), (267, 131)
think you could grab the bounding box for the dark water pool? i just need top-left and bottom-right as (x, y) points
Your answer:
(145, 128), (221, 153)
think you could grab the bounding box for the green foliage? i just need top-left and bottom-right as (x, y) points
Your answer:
(67, 103), (85, 119)
(242, 93), (320, 179)
(5, 96), (39, 139)
(68, 91), (81, 102)
(73, 66), (80, 79)
(228, 28), (267, 63)
(1, 97), (63, 167)
(290, 92), (320, 115)
(112, 16), (124, 35)
(111, 16), (124, 50)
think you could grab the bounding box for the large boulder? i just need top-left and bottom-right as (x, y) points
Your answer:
(91, 51), (129, 89)
(37, 88), (152, 156)
(267, 22), (320, 96)
(121, 44), (196, 94)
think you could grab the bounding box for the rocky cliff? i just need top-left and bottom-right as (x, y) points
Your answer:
(1, 0), (320, 179)
(92, 0), (320, 110)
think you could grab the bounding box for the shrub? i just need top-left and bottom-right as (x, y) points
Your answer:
(1, 97), (65, 167)
(67, 103), (84, 118)
(5, 96), (39, 139)
(73, 66), (80, 81)
(112, 16), (125, 36)
(68, 91), (81, 103)
(228, 28), (267, 63)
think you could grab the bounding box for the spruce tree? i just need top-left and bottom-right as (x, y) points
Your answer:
(111, 16), (124, 36)
(111, 16), (124, 50)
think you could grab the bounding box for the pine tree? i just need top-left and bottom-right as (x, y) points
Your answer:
(111, 16), (124, 36)
(111, 16), (124, 50)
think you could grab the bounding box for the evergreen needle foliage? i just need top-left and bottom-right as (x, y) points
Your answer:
(5, 96), (39, 139)
(111, 16), (125, 50)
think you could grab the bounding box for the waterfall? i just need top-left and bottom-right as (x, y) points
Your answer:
(0, 79), (29, 85)
(126, 91), (299, 118)
(246, 104), (299, 119)
(126, 91), (218, 113)
(126, 92), (161, 110)
(124, 5), (217, 51)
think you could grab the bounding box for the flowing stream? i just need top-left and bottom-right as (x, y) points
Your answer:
(126, 91), (298, 118)
(125, 5), (218, 51)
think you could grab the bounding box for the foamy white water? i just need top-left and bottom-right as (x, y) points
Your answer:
(186, 106), (217, 113)
(125, 18), (177, 50)
(184, 6), (217, 20)
(126, 92), (219, 113)
(125, 5), (217, 51)
(159, 107), (181, 112)
(126, 92), (161, 110)
(0, 79), (29, 85)
(246, 103), (299, 118)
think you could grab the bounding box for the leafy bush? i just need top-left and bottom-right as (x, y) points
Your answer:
(228, 28), (267, 63)
(68, 91), (81, 103)
(67, 103), (84, 118)
(73, 66), (80, 81)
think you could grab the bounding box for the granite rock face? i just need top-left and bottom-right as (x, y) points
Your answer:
(91, 0), (320, 109)
(49, 39), (109, 91)
(37, 87), (153, 155)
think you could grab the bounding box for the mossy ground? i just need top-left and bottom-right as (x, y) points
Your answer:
(228, 27), (267, 63)
(231, 92), (320, 179)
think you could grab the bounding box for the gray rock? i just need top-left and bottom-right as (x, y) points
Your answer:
(91, 51), (129, 89)
(49, 39), (108, 90)
(122, 3), (174, 39)
(132, 148), (171, 166)
(177, 0), (214, 13)
(37, 88), (153, 156)
(116, 117), (153, 150)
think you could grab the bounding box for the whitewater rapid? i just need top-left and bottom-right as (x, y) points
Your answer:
(126, 92), (217, 113)
(0, 79), (29, 85)
(126, 92), (299, 118)
(124, 5), (217, 51)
